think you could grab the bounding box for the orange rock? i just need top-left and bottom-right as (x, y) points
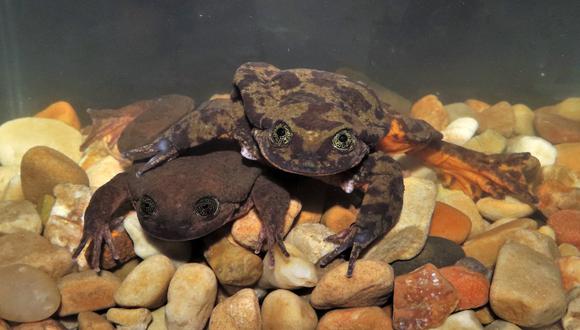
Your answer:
(410, 94), (449, 131)
(439, 265), (490, 310)
(558, 256), (580, 292)
(465, 99), (490, 113)
(556, 143), (580, 175)
(317, 306), (393, 330)
(429, 202), (472, 244)
(35, 101), (81, 130)
(548, 209), (580, 248)
(321, 205), (357, 233)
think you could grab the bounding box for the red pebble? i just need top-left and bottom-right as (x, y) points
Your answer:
(439, 265), (490, 310)
(548, 209), (580, 248)
(393, 263), (458, 330)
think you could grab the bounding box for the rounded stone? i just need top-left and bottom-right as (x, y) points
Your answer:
(464, 129), (507, 154)
(317, 306), (392, 330)
(506, 136), (557, 167)
(391, 236), (465, 276)
(535, 105), (580, 144)
(0, 264), (60, 322)
(410, 94), (449, 131)
(476, 196), (534, 222)
(320, 205), (357, 233)
(204, 235), (263, 287)
(548, 209), (580, 248)
(476, 101), (515, 137)
(262, 289), (317, 330)
(442, 117), (479, 146)
(429, 202), (472, 244)
(284, 223), (339, 264)
(208, 288), (261, 330)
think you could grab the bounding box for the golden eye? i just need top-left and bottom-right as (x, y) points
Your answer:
(270, 121), (293, 146)
(332, 129), (355, 152)
(194, 196), (220, 217)
(139, 195), (157, 217)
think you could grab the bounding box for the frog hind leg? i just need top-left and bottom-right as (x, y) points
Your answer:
(250, 174), (291, 266)
(318, 153), (404, 277)
(412, 141), (539, 204)
(73, 172), (132, 270)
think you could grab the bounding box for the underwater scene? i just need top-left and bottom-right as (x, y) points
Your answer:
(0, 1), (579, 329)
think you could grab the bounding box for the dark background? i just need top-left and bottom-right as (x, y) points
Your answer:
(1, 0), (579, 124)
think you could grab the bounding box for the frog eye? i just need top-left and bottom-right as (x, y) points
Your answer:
(139, 195), (158, 217)
(332, 129), (356, 152)
(270, 122), (293, 146)
(194, 196), (220, 217)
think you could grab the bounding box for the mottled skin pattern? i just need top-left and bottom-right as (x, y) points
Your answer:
(73, 151), (290, 269)
(124, 62), (536, 276)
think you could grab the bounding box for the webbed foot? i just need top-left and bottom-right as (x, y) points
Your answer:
(318, 225), (369, 278)
(124, 138), (179, 176)
(256, 224), (290, 267)
(73, 216), (123, 270)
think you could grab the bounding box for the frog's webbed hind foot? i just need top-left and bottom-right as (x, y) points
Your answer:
(319, 226), (369, 278)
(257, 225), (290, 267)
(73, 216), (123, 270)
(414, 141), (539, 204)
(124, 138), (179, 176)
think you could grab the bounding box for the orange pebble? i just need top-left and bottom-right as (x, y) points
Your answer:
(465, 99), (491, 113)
(35, 101), (81, 129)
(410, 94), (449, 131)
(429, 202), (472, 244)
(439, 265), (490, 310)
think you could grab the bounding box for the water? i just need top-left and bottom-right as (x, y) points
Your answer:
(1, 0), (579, 124)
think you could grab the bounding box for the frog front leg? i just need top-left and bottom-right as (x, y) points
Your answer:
(318, 153), (404, 277)
(73, 172), (131, 269)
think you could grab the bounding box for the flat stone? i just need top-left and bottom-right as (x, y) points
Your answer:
(429, 202), (472, 244)
(258, 243), (318, 289)
(0, 200), (42, 234)
(490, 242), (566, 327)
(558, 256), (580, 292)
(548, 209), (580, 248)
(0, 232), (73, 278)
(393, 263), (458, 330)
(78, 311), (114, 330)
(20, 146), (89, 204)
(432, 310), (483, 330)
(476, 196), (534, 221)
(476, 101), (515, 137)
(204, 234), (263, 287)
(262, 289), (317, 330)
(363, 177), (437, 263)
(106, 308), (151, 329)
(311, 260), (394, 309)
(0, 117), (83, 166)
(464, 129), (507, 154)
(437, 186), (488, 238)
(462, 218), (538, 267)
(317, 306), (392, 330)
(320, 205), (357, 233)
(208, 288), (261, 330)
(512, 104), (536, 136)
(410, 94), (449, 131)
(391, 236), (465, 276)
(0, 264), (60, 322)
(57, 270), (121, 316)
(440, 266), (490, 310)
(114, 254), (175, 308)
(506, 135), (557, 167)
(535, 105), (580, 144)
(284, 223), (339, 264)
(165, 263), (217, 330)
(442, 117), (479, 146)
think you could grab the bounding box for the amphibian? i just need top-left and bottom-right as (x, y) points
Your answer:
(122, 63), (537, 276)
(73, 150), (290, 269)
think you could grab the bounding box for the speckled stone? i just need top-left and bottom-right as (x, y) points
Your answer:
(262, 289), (317, 330)
(391, 236), (465, 276)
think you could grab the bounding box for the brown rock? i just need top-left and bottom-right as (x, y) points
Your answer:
(78, 311), (114, 330)
(11, 319), (66, 330)
(410, 94), (449, 131)
(548, 209), (580, 248)
(208, 288), (261, 330)
(393, 263), (458, 330)
(0, 232), (73, 278)
(317, 306), (393, 330)
(476, 101), (515, 137)
(558, 256), (580, 292)
(311, 260), (394, 309)
(262, 289), (317, 330)
(20, 146), (89, 204)
(57, 270), (121, 316)
(535, 105), (580, 144)
(321, 205), (357, 233)
(429, 202), (471, 244)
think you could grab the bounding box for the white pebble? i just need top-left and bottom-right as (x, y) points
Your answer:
(506, 135), (557, 167)
(442, 117), (479, 146)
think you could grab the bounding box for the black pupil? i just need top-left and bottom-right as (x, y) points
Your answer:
(195, 197), (218, 217)
(339, 134), (348, 143)
(276, 127), (286, 137)
(140, 196), (157, 216)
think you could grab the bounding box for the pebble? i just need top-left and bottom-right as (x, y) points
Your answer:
(432, 310), (483, 330)
(476, 101), (515, 137)
(0, 165), (19, 196)
(78, 311), (114, 330)
(507, 228), (560, 260)
(535, 104), (580, 144)
(0, 264), (60, 322)
(548, 209), (580, 248)
(462, 218), (538, 267)
(555, 97), (580, 121)
(310, 260), (394, 309)
(165, 263), (217, 330)
(563, 294), (580, 330)
(393, 263), (458, 329)
(34, 101), (81, 129)
(20, 146), (89, 204)
(123, 211), (192, 263)
(320, 205), (357, 233)
(37, 194), (55, 225)
(556, 143), (580, 175)
(484, 320), (522, 330)
(512, 104), (535, 136)
(43, 183), (91, 254)
(317, 306), (392, 330)
(474, 306), (495, 325)
(57, 270), (121, 316)
(535, 166), (580, 217)
(391, 236), (465, 276)
(455, 257), (493, 281)
(11, 319), (66, 330)
(558, 256), (580, 292)
(429, 201), (472, 244)
(113, 259), (140, 281)
(410, 94), (449, 131)
(0, 200), (42, 234)
(0, 231), (73, 278)
(284, 223), (339, 264)
(230, 198), (301, 251)
(261, 289), (317, 330)
(445, 102), (478, 122)
(106, 308), (152, 329)
(114, 254), (175, 308)
(506, 135), (557, 167)
(204, 234), (263, 287)
(85, 155), (126, 189)
(148, 306), (166, 330)
(0, 117), (83, 166)
(465, 99), (490, 112)
(476, 196), (534, 221)
(439, 266), (490, 310)
(1, 173), (23, 201)
(208, 288), (261, 330)
(490, 242), (566, 327)
(363, 177), (437, 263)
(258, 243), (318, 289)
(436, 186), (488, 238)
(538, 225), (557, 240)
(560, 243), (580, 257)
(464, 129), (507, 154)
(442, 117), (479, 146)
